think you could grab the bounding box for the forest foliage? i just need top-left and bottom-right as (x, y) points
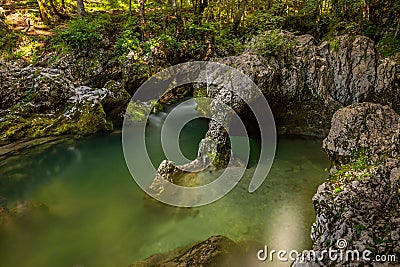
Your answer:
(0, 0), (399, 62)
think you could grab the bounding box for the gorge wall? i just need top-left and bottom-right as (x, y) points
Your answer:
(1, 32), (398, 145)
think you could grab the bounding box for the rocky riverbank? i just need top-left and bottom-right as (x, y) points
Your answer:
(214, 32), (399, 138)
(0, 59), (130, 144)
(293, 103), (400, 266)
(143, 103), (400, 267)
(2, 32), (399, 145)
(153, 32), (400, 199)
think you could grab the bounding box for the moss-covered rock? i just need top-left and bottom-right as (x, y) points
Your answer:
(322, 103), (400, 166)
(124, 102), (149, 122)
(48, 50), (122, 88)
(193, 86), (212, 116)
(54, 101), (112, 135)
(0, 61), (124, 143)
(124, 100), (163, 123)
(294, 103), (400, 267)
(100, 80), (131, 127)
(131, 235), (262, 267)
(0, 101), (111, 142)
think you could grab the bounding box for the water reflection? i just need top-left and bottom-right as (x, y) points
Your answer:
(0, 141), (80, 200)
(0, 102), (329, 267)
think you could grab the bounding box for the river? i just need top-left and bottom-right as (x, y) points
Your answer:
(0, 100), (329, 267)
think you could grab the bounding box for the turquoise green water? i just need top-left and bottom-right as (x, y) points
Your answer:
(0, 112), (329, 266)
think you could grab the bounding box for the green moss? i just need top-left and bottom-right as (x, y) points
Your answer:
(354, 223), (368, 235)
(329, 150), (380, 183)
(124, 100), (164, 123)
(151, 100), (163, 113)
(125, 102), (150, 122)
(328, 39), (340, 52)
(54, 102), (111, 135)
(193, 87), (211, 117)
(333, 187), (342, 194)
(377, 34), (400, 60)
(193, 87), (207, 98)
(0, 102), (111, 142)
(207, 150), (229, 168)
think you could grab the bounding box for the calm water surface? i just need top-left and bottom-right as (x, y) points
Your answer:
(0, 103), (329, 267)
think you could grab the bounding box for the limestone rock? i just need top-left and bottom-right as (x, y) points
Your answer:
(100, 80), (131, 127)
(0, 60), (132, 142)
(48, 50), (121, 88)
(294, 103), (400, 267)
(322, 103), (400, 165)
(131, 235), (262, 267)
(214, 33), (400, 137)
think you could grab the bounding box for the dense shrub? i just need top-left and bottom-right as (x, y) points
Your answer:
(54, 14), (113, 50)
(378, 34), (400, 59)
(248, 30), (298, 58)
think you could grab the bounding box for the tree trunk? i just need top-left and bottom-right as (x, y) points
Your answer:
(197, 0), (208, 14)
(139, 0), (147, 40)
(139, 0), (145, 24)
(232, 0), (247, 33)
(37, 0), (52, 25)
(129, 0), (132, 15)
(172, 0), (177, 16)
(49, 0), (69, 19)
(77, 0), (86, 17)
(0, 19), (11, 33)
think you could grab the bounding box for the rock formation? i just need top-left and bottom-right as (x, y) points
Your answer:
(294, 103), (400, 266)
(215, 32), (399, 137)
(131, 235), (261, 267)
(153, 32), (400, 192)
(0, 60), (130, 143)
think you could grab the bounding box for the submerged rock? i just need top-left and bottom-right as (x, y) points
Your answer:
(0, 200), (50, 227)
(294, 103), (400, 266)
(131, 235), (262, 267)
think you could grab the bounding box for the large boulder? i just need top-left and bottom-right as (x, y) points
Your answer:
(0, 60), (131, 143)
(294, 103), (400, 266)
(0, 60), (75, 113)
(322, 103), (400, 165)
(131, 235), (261, 267)
(45, 49), (121, 88)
